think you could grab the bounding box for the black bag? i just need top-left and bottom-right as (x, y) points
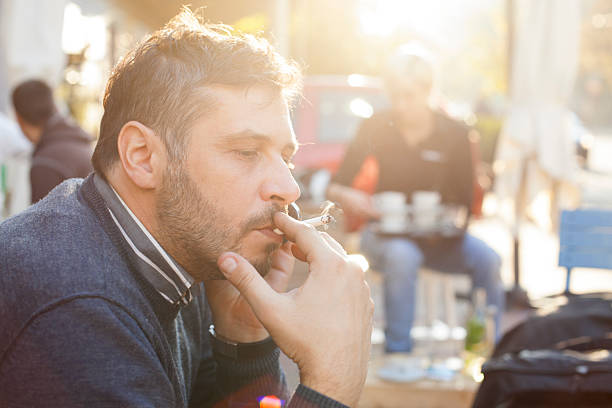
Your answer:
(472, 293), (612, 408)
(492, 293), (612, 358)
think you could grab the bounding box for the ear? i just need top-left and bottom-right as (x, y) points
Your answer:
(116, 121), (166, 190)
(15, 114), (40, 144)
(15, 113), (25, 128)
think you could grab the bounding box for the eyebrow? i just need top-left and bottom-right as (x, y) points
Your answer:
(217, 129), (298, 156)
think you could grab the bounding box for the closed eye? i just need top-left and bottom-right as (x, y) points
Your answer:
(236, 149), (259, 160)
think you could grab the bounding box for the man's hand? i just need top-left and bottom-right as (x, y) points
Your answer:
(217, 212), (374, 407)
(205, 241), (295, 343)
(327, 183), (380, 220)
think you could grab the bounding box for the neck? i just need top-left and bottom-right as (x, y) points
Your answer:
(16, 113), (50, 145)
(397, 109), (433, 144)
(24, 125), (43, 145)
(398, 108), (432, 127)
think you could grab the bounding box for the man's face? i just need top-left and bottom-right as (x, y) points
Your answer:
(155, 85), (300, 280)
(388, 77), (431, 121)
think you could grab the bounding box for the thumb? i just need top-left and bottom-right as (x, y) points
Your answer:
(217, 252), (280, 316)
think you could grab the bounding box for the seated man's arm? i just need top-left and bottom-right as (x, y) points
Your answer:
(326, 183), (379, 220)
(326, 119), (380, 220)
(0, 297), (176, 407)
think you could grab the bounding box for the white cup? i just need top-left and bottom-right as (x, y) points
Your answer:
(412, 191), (441, 230)
(373, 191), (407, 232)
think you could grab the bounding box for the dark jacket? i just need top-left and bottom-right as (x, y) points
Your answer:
(0, 176), (342, 407)
(31, 113), (93, 202)
(332, 109), (474, 210)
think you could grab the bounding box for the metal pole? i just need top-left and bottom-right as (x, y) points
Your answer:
(506, 0), (532, 309)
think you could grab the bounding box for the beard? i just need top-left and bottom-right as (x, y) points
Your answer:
(155, 163), (281, 280)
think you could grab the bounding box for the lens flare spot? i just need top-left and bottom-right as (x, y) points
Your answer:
(259, 395), (283, 408)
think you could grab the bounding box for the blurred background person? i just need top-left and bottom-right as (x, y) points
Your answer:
(12, 79), (93, 203)
(327, 45), (505, 355)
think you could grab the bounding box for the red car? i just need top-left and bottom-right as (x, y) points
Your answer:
(292, 75), (388, 174)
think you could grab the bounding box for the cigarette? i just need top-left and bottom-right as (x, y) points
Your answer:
(273, 214), (336, 235)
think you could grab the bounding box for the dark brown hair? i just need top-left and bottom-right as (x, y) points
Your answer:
(12, 79), (57, 126)
(92, 8), (301, 175)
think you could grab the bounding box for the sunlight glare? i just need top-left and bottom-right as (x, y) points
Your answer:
(62, 3), (85, 54)
(348, 253), (370, 272)
(358, 0), (443, 37)
(350, 98), (374, 118)
(357, 0), (491, 52)
(347, 73), (369, 87)
(62, 2), (107, 59)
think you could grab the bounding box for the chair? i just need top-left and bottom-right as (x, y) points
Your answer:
(345, 231), (470, 343)
(558, 209), (612, 294)
(421, 267), (464, 329)
(364, 265), (470, 338)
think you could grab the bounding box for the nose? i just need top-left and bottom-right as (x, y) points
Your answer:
(260, 157), (301, 206)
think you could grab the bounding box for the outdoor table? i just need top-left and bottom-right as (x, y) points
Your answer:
(372, 222), (464, 239)
(359, 355), (479, 408)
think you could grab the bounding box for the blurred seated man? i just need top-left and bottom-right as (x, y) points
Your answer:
(12, 79), (93, 203)
(327, 45), (504, 354)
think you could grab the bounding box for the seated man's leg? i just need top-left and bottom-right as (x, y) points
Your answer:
(422, 234), (505, 340)
(361, 228), (423, 353)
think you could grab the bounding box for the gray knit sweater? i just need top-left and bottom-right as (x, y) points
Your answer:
(0, 175), (345, 407)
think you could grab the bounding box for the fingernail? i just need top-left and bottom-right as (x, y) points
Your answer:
(219, 257), (237, 274)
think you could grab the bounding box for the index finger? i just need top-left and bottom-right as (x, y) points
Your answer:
(273, 212), (337, 265)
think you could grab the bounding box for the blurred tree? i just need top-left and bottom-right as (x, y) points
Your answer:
(445, 3), (507, 100)
(290, 0), (363, 74)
